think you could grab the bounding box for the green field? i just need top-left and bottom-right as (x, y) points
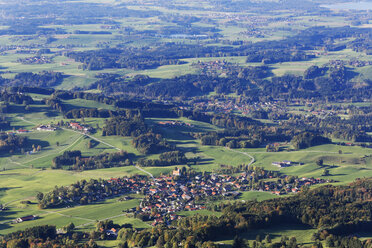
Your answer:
(0, 195), (148, 234)
(1, 98), (371, 236)
(0, 0), (371, 244)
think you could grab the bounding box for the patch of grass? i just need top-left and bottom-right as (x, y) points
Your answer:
(178, 209), (223, 217)
(239, 191), (281, 202)
(216, 223), (317, 246)
(0, 197), (148, 234)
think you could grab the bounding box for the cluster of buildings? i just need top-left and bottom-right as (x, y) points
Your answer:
(124, 169), (328, 225)
(69, 122), (93, 133)
(271, 160), (302, 168)
(17, 168), (330, 227)
(14, 215), (37, 223)
(192, 60), (232, 76)
(191, 98), (287, 117)
(157, 120), (193, 127)
(329, 59), (372, 67)
(258, 177), (329, 195)
(140, 173), (235, 211)
(36, 124), (57, 132)
(17, 56), (52, 64)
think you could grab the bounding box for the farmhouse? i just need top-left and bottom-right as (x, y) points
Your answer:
(16, 215), (37, 223)
(272, 160), (298, 167)
(70, 122), (83, 130)
(69, 122), (93, 133)
(36, 125), (56, 131)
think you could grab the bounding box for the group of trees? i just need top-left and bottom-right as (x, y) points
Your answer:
(51, 150), (133, 170)
(85, 62), (371, 102)
(64, 108), (116, 119)
(291, 132), (331, 150)
(66, 47), (185, 71)
(0, 71), (64, 88)
(102, 116), (148, 137)
(246, 49), (313, 64)
(137, 151), (188, 167)
(0, 133), (27, 154)
(132, 132), (174, 154)
(313, 230), (372, 248)
(199, 133), (261, 149)
(0, 225), (98, 248)
(102, 116), (174, 154)
(0, 91), (34, 105)
(0, 116), (10, 129)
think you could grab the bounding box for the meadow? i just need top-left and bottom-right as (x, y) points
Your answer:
(0, 0), (371, 245)
(0, 95), (371, 237)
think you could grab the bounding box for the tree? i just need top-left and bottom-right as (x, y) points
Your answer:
(64, 222), (75, 233)
(316, 159), (324, 167)
(118, 242), (129, 248)
(232, 235), (247, 248)
(36, 192), (44, 202)
(156, 235), (165, 248)
(265, 234), (272, 243)
(255, 234), (262, 243)
(322, 168), (330, 176)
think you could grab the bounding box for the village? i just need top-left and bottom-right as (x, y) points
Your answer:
(24, 167), (330, 227)
(118, 168), (330, 226)
(157, 120), (194, 128)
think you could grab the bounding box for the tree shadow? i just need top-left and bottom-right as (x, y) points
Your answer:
(0, 209), (20, 228)
(26, 139), (50, 149)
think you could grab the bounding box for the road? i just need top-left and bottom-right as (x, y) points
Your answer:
(225, 147), (255, 166)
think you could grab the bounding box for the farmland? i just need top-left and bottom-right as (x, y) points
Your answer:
(0, 96), (370, 238)
(0, 0), (371, 247)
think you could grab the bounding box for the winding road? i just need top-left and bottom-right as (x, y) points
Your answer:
(225, 147), (255, 166)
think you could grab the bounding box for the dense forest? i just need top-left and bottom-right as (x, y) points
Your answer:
(85, 63), (371, 102)
(0, 71), (63, 88)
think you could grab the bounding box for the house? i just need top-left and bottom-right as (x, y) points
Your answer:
(272, 160), (295, 168)
(17, 129), (29, 133)
(272, 162), (281, 167)
(36, 125), (56, 131)
(70, 122), (84, 131)
(173, 169), (181, 176)
(16, 215), (36, 223)
(181, 194), (192, 201)
(106, 228), (118, 238)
